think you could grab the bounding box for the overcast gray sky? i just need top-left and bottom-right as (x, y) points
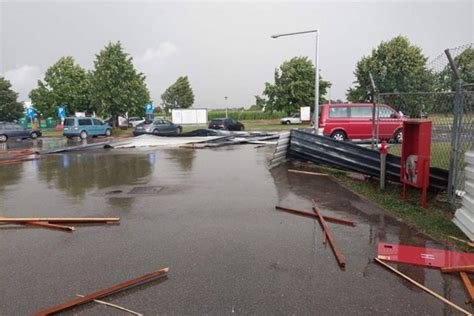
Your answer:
(1, 1), (472, 108)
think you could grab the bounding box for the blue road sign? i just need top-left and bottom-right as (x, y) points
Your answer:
(145, 103), (153, 114)
(58, 106), (65, 118)
(26, 108), (35, 119)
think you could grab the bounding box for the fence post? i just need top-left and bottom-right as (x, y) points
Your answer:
(369, 73), (377, 151)
(445, 49), (463, 205)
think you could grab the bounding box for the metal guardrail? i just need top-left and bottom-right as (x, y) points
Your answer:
(287, 129), (448, 191)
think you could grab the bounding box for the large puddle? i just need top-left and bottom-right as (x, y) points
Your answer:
(0, 139), (468, 315)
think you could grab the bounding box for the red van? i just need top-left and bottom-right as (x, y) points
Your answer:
(318, 103), (406, 142)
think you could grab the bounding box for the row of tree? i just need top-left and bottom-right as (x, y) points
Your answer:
(1, 36), (472, 122)
(256, 35), (473, 115)
(0, 41), (195, 125)
(29, 42), (151, 124)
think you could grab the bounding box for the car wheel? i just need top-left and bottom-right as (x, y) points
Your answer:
(80, 131), (88, 140)
(105, 129), (112, 137)
(286, 120), (291, 125)
(330, 130), (346, 141)
(153, 129), (159, 135)
(31, 132), (38, 139)
(240, 125), (245, 131)
(395, 129), (403, 143)
(176, 127), (182, 134)
(0, 134), (7, 142)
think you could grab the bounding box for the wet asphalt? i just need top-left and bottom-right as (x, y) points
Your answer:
(0, 138), (470, 315)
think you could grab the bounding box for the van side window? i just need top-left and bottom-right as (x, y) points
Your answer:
(378, 106), (396, 118)
(92, 119), (102, 125)
(329, 107), (348, 118)
(78, 118), (92, 126)
(351, 106), (372, 118)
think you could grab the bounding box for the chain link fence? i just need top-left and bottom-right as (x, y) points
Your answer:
(375, 43), (473, 205)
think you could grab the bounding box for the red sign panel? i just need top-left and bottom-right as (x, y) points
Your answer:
(378, 243), (474, 268)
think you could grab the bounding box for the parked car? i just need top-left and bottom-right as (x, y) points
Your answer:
(104, 115), (129, 127)
(128, 116), (145, 127)
(133, 119), (182, 136)
(280, 114), (302, 125)
(208, 118), (245, 131)
(0, 122), (42, 142)
(63, 117), (112, 139)
(319, 103), (406, 142)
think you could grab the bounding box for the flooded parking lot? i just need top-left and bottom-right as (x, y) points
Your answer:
(0, 139), (469, 315)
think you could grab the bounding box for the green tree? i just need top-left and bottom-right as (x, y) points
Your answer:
(90, 42), (150, 125)
(347, 36), (435, 102)
(249, 95), (266, 111)
(263, 56), (331, 115)
(161, 76), (194, 112)
(0, 76), (24, 121)
(29, 56), (91, 118)
(438, 47), (474, 91)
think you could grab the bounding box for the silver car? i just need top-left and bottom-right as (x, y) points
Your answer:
(0, 122), (42, 142)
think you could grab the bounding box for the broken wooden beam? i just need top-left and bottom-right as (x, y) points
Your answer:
(460, 272), (474, 304)
(441, 265), (474, 274)
(275, 206), (355, 227)
(0, 149), (37, 155)
(374, 257), (471, 315)
(0, 157), (43, 164)
(312, 199), (346, 268)
(34, 267), (169, 316)
(288, 169), (329, 176)
(0, 217), (120, 223)
(0, 217), (75, 232)
(449, 236), (474, 247)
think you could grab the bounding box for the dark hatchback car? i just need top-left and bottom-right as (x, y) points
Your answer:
(208, 118), (245, 131)
(133, 119), (182, 136)
(0, 122), (41, 142)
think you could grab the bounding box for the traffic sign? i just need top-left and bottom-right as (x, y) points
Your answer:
(26, 108), (35, 119)
(58, 106), (65, 118)
(145, 103), (153, 114)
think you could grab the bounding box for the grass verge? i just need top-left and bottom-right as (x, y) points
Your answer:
(301, 163), (471, 251)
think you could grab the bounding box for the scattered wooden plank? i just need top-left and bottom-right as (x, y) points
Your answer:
(76, 294), (143, 316)
(288, 169), (329, 176)
(275, 206), (355, 227)
(449, 236), (474, 247)
(460, 272), (474, 304)
(0, 217), (75, 232)
(0, 149), (37, 155)
(374, 257), (472, 315)
(0, 157), (43, 165)
(0, 217), (120, 223)
(34, 267), (169, 316)
(441, 265), (474, 273)
(312, 199), (346, 268)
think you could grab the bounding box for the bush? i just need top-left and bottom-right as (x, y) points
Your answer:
(208, 110), (285, 120)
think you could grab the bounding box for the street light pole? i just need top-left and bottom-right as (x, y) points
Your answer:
(224, 96), (228, 118)
(314, 30), (320, 133)
(271, 29), (320, 134)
